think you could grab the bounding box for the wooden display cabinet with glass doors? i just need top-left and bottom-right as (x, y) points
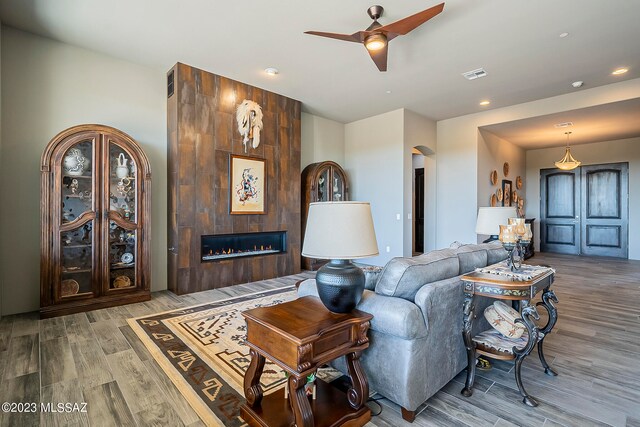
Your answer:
(301, 161), (349, 271)
(40, 124), (151, 318)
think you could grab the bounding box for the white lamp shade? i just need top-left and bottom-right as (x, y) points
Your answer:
(476, 207), (518, 236)
(302, 202), (379, 260)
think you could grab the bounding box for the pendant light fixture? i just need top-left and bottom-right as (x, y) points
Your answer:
(554, 131), (581, 170)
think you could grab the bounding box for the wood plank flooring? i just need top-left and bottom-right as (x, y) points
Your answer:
(0, 253), (638, 426)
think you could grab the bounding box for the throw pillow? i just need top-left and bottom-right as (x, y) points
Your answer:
(484, 301), (525, 339)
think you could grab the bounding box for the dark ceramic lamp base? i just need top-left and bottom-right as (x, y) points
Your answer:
(315, 259), (365, 313)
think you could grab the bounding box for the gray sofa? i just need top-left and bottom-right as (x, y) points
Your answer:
(297, 242), (508, 422)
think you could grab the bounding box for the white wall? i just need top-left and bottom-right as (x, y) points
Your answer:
(301, 112), (344, 169)
(436, 77), (640, 249)
(345, 109), (404, 266)
(476, 129), (526, 241)
(403, 110), (437, 254)
(526, 136), (640, 260)
(0, 27), (167, 315)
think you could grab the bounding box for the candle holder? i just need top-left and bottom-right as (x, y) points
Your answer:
(499, 220), (532, 272)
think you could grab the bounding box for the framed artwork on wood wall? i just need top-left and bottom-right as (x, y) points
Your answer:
(230, 155), (266, 214)
(502, 179), (512, 207)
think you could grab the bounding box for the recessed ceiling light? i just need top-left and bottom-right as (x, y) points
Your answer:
(559, 32), (569, 38)
(479, 100), (490, 106)
(386, 90), (392, 94)
(571, 81), (584, 88)
(264, 67), (279, 76)
(612, 67), (628, 75)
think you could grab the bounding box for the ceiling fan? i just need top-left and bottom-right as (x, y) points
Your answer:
(305, 3), (445, 72)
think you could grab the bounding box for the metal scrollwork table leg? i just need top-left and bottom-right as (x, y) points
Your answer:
(536, 288), (559, 376)
(461, 291), (477, 397)
(512, 301), (540, 407)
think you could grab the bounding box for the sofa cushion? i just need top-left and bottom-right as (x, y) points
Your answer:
(454, 244), (488, 274)
(374, 249), (459, 301)
(484, 241), (509, 264)
(355, 264), (383, 290)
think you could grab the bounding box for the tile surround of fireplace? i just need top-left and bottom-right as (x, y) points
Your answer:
(201, 231), (287, 262)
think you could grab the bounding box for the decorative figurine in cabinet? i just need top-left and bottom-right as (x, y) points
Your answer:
(40, 124), (151, 318)
(301, 161), (349, 270)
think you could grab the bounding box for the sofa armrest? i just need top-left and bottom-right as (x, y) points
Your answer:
(297, 279), (428, 340)
(414, 276), (464, 332)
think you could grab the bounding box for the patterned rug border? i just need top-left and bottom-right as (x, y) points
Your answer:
(127, 286), (296, 426)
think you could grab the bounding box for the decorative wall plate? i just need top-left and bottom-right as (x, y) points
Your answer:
(490, 170), (498, 185)
(503, 162), (510, 177)
(61, 279), (80, 296)
(121, 252), (134, 264)
(496, 188), (503, 202)
(518, 198), (524, 208)
(512, 190), (518, 202)
(490, 194), (497, 207)
(516, 176), (523, 189)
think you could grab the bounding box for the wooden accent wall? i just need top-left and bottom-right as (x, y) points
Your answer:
(167, 63), (301, 295)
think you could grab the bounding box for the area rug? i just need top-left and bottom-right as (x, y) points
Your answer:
(127, 286), (339, 426)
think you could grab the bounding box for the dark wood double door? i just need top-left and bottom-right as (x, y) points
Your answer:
(540, 163), (628, 258)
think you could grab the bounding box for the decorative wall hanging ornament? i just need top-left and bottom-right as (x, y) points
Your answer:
(554, 131), (581, 170)
(236, 100), (264, 153)
(503, 162), (510, 177)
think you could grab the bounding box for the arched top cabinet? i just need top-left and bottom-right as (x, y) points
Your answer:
(301, 161), (349, 271)
(40, 124), (151, 318)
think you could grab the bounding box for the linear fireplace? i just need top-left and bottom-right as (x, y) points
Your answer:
(201, 231), (287, 262)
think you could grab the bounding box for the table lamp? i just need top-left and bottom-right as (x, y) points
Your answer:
(476, 207), (518, 242)
(302, 201), (379, 313)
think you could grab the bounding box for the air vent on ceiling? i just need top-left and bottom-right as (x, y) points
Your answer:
(554, 122), (573, 128)
(462, 68), (487, 80)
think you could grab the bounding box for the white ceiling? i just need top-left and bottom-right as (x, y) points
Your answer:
(0, 0), (639, 125)
(481, 98), (640, 149)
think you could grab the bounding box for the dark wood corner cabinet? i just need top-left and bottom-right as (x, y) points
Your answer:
(40, 124), (152, 318)
(301, 161), (349, 271)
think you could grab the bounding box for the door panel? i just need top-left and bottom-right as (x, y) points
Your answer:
(546, 173), (576, 218)
(581, 164), (628, 257)
(540, 169), (580, 254)
(585, 225), (621, 248)
(545, 224), (576, 245)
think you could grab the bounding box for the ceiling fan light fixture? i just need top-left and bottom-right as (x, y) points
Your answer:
(554, 131), (581, 170)
(365, 33), (387, 51)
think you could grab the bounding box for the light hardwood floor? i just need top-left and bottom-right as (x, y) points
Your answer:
(0, 253), (639, 427)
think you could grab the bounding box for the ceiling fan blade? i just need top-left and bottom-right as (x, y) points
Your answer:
(304, 31), (361, 43)
(378, 2), (445, 36)
(367, 44), (388, 72)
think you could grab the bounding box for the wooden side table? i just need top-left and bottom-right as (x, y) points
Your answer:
(460, 268), (558, 407)
(240, 296), (373, 427)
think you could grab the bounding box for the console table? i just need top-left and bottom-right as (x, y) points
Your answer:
(240, 296), (373, 427)
(460, 266), (558, 407)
